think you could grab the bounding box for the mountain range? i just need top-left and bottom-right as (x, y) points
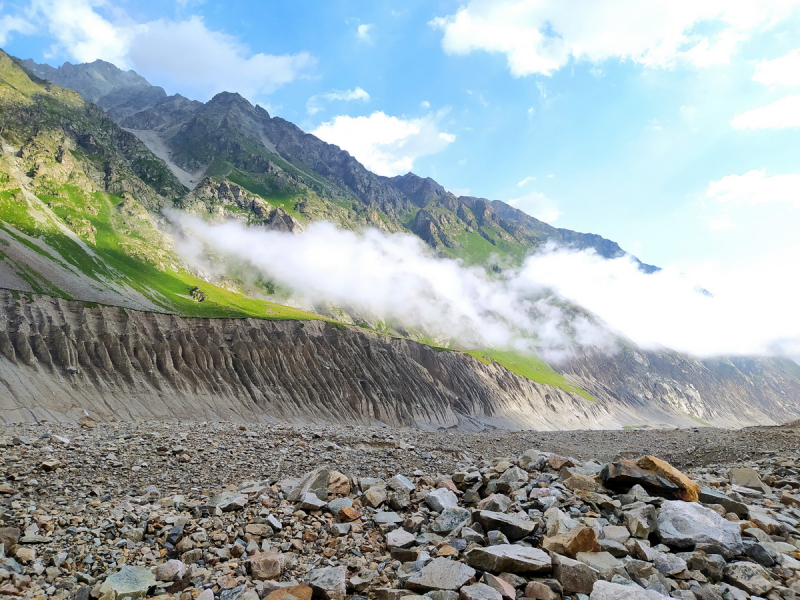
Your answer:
(21, 57), (656, 270)
(0, 49), (798, 429)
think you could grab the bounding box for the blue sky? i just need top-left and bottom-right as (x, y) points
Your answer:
(2, 0), (800, 271)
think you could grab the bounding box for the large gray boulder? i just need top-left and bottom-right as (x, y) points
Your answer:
(465, 544), (552, 574)
(656, 500), (743, 558)
(405, 558), (476, 592)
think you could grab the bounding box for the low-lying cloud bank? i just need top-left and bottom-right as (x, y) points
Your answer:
(167, 212), (800, 363)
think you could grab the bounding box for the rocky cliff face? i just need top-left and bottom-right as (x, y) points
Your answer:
(1, 291), (798, 430)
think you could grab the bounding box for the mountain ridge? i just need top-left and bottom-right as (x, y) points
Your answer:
(19, 56), (656, 270)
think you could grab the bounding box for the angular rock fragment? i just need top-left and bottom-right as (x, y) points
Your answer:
(601, 461), (679, 498)
(431, 507), (471, 533)
(306, 566), (347, 600)
(635, 456), (700, 502)
(724, 561), (774, 596)
(465, 544), (552, 574)
(248, 552), (285, 580)
(288, 468), (330, 503)
(458, 583), (502, 600)
(552, 553), (598, 594)
(473, 511), (537, 541)
(425, 488), (459, 512)
(542, 524), (601, 558)
(624, 504), (656, 538)
(656, 500), (743, 558)
(589, 580), (668, 599)
(697, 487), (748, 518)
(205, 491), (248, 512)
(405, 558), (476, 592)
(728, 467), (769, 494)
(98, 566), (156, 600)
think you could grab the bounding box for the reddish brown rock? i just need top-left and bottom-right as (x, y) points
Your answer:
(636, 455), (700, 502)
(542, 525), (601, 558)
(266, 585), (313, 600)
(248, 552), (285, 581)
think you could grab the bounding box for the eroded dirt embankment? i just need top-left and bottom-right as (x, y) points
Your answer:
(0, 290), (798, 429)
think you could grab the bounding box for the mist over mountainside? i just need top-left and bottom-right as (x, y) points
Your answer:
(0, 49), (798, 428)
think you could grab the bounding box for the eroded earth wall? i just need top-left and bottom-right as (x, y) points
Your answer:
(0, 290), (798, 429)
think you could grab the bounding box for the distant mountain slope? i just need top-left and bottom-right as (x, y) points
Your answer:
(0, 50), (317, 318)
(18, 57), (656, 270)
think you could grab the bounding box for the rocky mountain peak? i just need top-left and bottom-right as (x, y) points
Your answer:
(389, 172), (449, 207)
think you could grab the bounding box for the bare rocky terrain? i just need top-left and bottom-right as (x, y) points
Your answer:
(2, 420), (800, 599)
(2, 291), (799, 432)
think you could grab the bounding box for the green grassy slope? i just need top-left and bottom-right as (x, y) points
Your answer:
(465, 349), (596, 401)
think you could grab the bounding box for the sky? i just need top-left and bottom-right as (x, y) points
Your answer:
(1, 0), (800, 274)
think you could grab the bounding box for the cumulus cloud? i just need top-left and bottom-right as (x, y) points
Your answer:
(0, 12), (35, 45)
(311, 111), (456, 176)
(507, 191), (561, 223)
(731, 94), (800, 130)
(167, 212), (800, 363)
(753, 49), (800, 87)
(26, 0), (314, 101)
(430, 0), (798, 77)
(306, 87), (370, 115)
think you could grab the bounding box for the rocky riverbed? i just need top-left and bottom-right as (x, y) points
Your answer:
(1, 420), (800, 599)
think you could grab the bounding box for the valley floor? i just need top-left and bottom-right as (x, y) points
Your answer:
(2, 420), (800, 599)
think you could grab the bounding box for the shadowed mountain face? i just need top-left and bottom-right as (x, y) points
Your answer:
(1, 50), (797, 429)
(18, 57), (656, 269)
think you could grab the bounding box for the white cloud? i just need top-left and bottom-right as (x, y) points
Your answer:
(26, 0), (315, 101)
(0, 12), (35, 45)
(701, 169), (800, 231)
(307, 87), (370, 115)
(32, 0), (136, 66)
(169, 213), (800, 362)
(517, 175), (536, 187)
(357, 23), (374, 43)
(706, 170), (800, 208)
(731, 94), (800, 129)
(311, 111), (456, 177)
(430, 0), (799, 77)
(512, 246), (800, 359)
(508, 191), (561, 223)
(420, 100), (430, 108)
(753, 49), (800, 87)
